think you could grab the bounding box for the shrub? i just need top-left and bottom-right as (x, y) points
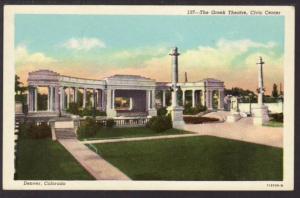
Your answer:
(79, 108), (106, 117)
(147, 115), (172, 132)
(77, 118), (97, 138)
(25, 122), (51, 139)
(270, 113), (283, 122)
(67, 102), (80, 115)
(183, 116), (219, 124)
(157, 107), (168, 116)
(183, 103), (207, 115)
(106, 118), (115, 128)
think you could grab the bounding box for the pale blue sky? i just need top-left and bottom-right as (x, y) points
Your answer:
(15, 14), (285, 92)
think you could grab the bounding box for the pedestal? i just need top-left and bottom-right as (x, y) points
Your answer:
(167, 106), (185, 128)
(148, 109), (157, 117)
(252, 105), (269, 125)
(226, 112), (241, 123)
(106, 109), (117, 118)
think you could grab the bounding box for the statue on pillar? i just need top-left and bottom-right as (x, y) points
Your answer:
(226, 96), (241, 122)
(252, 57), (270, 125)
(167, 47), (185, 128)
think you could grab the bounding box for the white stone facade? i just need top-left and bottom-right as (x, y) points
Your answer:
(27, 70), (225, 117)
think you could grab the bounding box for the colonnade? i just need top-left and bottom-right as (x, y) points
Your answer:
(158, 88), (224, 110)
(27, 85), (105, 112)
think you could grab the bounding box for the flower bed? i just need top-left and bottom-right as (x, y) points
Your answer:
(183, 116), (219, 124)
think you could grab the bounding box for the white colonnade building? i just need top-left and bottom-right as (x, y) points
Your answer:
(27, 70), (225, 117)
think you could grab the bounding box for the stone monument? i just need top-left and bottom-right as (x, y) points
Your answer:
(167, 47), (185, 127)
(226, 96), (241, 122)
(252, 57), (270, 125)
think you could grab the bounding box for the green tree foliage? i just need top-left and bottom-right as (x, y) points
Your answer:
(15, 75), (27, 103)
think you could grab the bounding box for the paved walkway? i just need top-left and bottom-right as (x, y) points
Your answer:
(178, 117), (283, 148)
(81, 133), (200, 144)
(82, 117), (282, 148)
(58, 138), (130, 180)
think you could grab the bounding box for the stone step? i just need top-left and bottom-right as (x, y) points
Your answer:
(55, 128), (76, 139)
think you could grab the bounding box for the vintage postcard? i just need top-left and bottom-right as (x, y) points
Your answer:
(3, 5), (294, 190)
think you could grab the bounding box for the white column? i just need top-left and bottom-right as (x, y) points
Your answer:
(27, 87), (32, 111)
(151, 90), (156, 109)
(192, 89), (195, 107)
(54, 86), (59, 111)
(92, 89), (95, 108)
(66, 87), (70, 108)
(101, 89), (105, 111)
(147, 90), (151, 109)
(106, 89), (111, 110)
(111, 89), (115, 109)
(60, 87), (65, 111)
(182, 89), (186, 106)
(218, 89), (224, 110)
(205, 90), (210, 109)
(83, 88), (86, 108)
(162, 90), (166, 107)
(34, 87), (38, 112)
(74, 87), (78, 103)
(47, 86), (51, 111)
(50, 86), (53, 111)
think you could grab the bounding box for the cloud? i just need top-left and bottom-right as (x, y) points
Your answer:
(15, 44), (58, 84)
(62, 37), (106, 51)
(94, 38), (283, 94)
(15, 44), (56, 66)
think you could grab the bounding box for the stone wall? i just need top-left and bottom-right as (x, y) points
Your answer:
(239, 102), (283, 114)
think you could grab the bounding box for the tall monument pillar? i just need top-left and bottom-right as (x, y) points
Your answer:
(252, 57), (270, 125)
(167, 47), (184, 128)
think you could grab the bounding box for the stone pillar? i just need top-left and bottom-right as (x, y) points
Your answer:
(34, 86), (38, 112)
(151, 90), (156, 109)
(192, 89), (195, 107)
(83, 88), (87, 108)
(182, 89), (186, 106)
(54, 86), (59, 111)
(111, 89), (115, 109)
(59, 87), (64, 111)
(27, 87), (32, 111)
(252, 57), (269, 125)
(47, 86), (51, 111)
(206, 90), (212, 110)
(162, 90), (166, 107)
(167, 47), (184, 127)
(218, 89), (224, 110)
(106, 88), (116, 117)
(66, 87), (70, 108)
(92, 89), (95, 108)
(147, 90), (151, 109)
(74, 87), (78, 103)
(101, 89), (105, 111)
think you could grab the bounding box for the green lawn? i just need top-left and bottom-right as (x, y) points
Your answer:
(93, 136), (283, 181)
(264, 120), (283, 128)
(80, 127), (191, 140)
(15, 138), (94, 180)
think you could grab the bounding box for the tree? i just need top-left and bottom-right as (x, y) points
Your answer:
(272, 83), (279, 98)
(15, 75), (27, 103)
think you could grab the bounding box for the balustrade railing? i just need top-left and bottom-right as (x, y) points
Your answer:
(79, 117), (150, 128)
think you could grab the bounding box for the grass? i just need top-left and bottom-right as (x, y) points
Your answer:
(15, 136), (94, 180)
(264, 120), (283, 128)
(79, 127), (191, 140)
(93, 136), (283, 181)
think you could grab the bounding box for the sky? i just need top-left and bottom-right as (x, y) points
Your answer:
(15, 14), (284, 94)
